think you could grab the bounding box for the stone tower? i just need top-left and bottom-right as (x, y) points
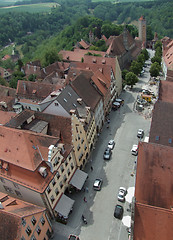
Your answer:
(138, 16), (146, 48)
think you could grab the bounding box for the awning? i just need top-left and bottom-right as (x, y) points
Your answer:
(54, 194), (74, 218)
(69, 169), (88, 190)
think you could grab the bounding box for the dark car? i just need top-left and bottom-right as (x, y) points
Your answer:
(114, 204), (124, 219)
(103, 147), (112, 160)
(68, 234), (80, 240)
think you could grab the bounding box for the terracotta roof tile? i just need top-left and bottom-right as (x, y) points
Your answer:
(134, 202), (173, 240)
(0, 111), (16, 125)
(135, 142), (173, 209)
(0, 125), (59, 171)
(68, 70), (102, 111)
(59, 49), (106, 62)
(0, 85), (16, 97)
(16, 80), (61, 100)
(158, 80), (173, 102)
(149, 100), (173, 146)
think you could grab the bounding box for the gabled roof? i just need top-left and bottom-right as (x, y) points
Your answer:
(59, 49), (106, 62)
(0, 85), (16, 97)
(149, 100), (173, 147)
(84, 55), (117, 76)
(134, 202), (173, 240)
(158, 80), (173, 102)
(135, 142), (173, 209)
(16, 80), (61, 100)
(69, 61), (112, 80)
(0, 125), (59, 171)
(78, 39), (90, 49)
(0, 96), (16, 111)
(163, 41), (173, 70)
(91, 69), (110, 97)
(106, 30), (135, 56)
(56, 84), (87, 114)
(68, 70), (102, 111)
(0, 192), (46, 240)
(0, 111), (16, 125)
(166, 69), (173, 81)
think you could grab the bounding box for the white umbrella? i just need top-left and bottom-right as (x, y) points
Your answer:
(122, 215), (131, 228)
(125, 187), (135, 203)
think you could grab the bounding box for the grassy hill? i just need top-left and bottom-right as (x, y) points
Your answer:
(0, 2), (59, 13)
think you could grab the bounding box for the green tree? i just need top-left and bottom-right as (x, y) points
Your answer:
(42, 49), (60, 67)
(149, 62), (161, 77)
(0, 77), (8, 86)
(151, 56), (161, 65)
(141, 49), (149, 61)
(154, 40), (162, 50)
(130, 61), (142, 75)
(122, 69), (128, 80)
(137, 54), (145, 66)
(125, 72), (138, 89)
(28, 74), (36, 82)
(17, 59), (23, 71)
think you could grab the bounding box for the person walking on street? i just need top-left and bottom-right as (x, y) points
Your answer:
(91, 166), (93, 171)
(83, 197), (87, 202)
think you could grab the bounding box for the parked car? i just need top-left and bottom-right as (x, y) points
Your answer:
(137, 129), (144, 138)
(117, 187), (127, 202)
(68, 234), (80, 240)
(108, 140), (115, 150)
(93, 178), (103, 191)
(114, 204), (124, 219)
(112, 101), (120, 110)
(103, 147), (112, 160)
(131, 144), (138, 156)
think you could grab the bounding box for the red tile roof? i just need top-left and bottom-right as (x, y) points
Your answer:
(78, 39), (90, 49)
(149, 100), (173, 147)
(0, 192), (47, 240)
(0, 111), (16, 125)
(135, 142), (173, 209)
(84, 55), (117, 77)
(59, 49), (106, 62)
(158, 80), (173, 102)
(134, 202), (173, 240)
(69, 70), (102, 111)
(0, 125), (59, 171)
(16, 80), (61, 100)
(163, 40), (173, 70)
(0, 85), (16, 97)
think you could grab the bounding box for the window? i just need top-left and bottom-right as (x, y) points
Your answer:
(13, 182), (19, 189)
(65, 160), (68, 166)
(60, 181), (63, 189)
(67, 169), (70, 176)
(36, 226), (41, 235)
(47, 186), (51, 194)
(3, 185), (13, 193)
(40, 217), (45, 225)
(77, 144), (80, 151)
(69, 156), (71, 161)
(50, 195), (55, 203)
(22, 218), (26, 227)
(64, 175), (67, 182)
(81, 138), (84, 144)
(60, 165), (64, 173)
(15, 190), (22, 197)
(71, 164), (74, 170)
(0, 177), (5, 183)
(31, 236), (36, 240)
(54, 157), (59, 165)
(52, 179), (56, 187)
(56, 171), (60, 179)
(26, 226), (32, 236)
(55, 188), (59, 196)
(31, 217), (36, 226)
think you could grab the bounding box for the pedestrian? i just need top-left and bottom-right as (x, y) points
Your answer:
(91, 166), (93, 171)
(85, 187), (89, 193)
(83, 197), (87, 202)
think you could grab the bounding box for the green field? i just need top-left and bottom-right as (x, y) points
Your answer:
(0, 2), (59, 13)
(92, 0), (153, 2)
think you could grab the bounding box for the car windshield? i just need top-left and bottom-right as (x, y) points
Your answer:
(94, 180), (100, 186)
